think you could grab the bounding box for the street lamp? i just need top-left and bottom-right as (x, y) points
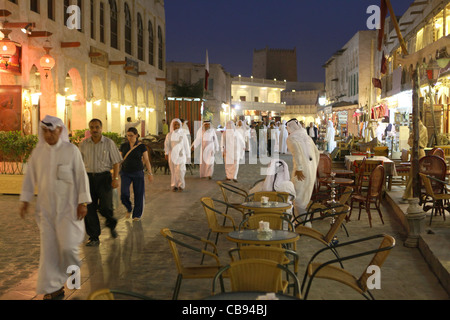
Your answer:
(0, 28), (16, 68)
(40, 39), (55, 79)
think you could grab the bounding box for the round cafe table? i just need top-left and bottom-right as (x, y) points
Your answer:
(226, 229), (299, 246)
(240, 201), (291, 214)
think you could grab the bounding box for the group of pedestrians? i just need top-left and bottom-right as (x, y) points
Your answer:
(19, 115), (154, 300)
(18, 114), (321, 300)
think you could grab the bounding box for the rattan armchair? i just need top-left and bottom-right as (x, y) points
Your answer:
(200, 197), (237, 245)
(87, 288), (153, 300)
(295, 205), (351, 267)
(212, 259), (301, 299)
(160, 228), (227, 300)
(301, 234), (395, 300)
(217, 181), (248, 218)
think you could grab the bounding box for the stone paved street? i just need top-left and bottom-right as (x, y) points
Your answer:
(0, 153), (448, 301)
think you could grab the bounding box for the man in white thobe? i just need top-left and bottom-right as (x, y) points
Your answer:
(19, 115), (91, 300)
(222, 121), (245, 182)
(286, 119), (320, 227)
(165, 119), (191, 191)
(279, 120), (289, 154)
(192, 121), (219, 179)
(325, 120), (336, 152)
(236, 120), (250, 152)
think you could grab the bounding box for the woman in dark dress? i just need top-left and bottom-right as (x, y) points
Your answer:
(119, 127), (153, 221)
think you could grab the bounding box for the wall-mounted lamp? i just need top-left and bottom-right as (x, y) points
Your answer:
(21, 23), (33, 35)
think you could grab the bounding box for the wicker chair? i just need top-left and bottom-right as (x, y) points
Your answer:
(212, 259), (301, 299)
(216, 181), (248, 218)
(87, 288), (153, 300)
(200, 197), (237, 246)
(228, 245), (300, 290)
(349, 165), (385, 228)
(295, 205), (351, 267)
(301, 234), (395, 300)
(160, 228), (226, 300)
(419, 174), (449, 225)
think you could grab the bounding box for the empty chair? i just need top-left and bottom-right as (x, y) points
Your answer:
(87, 289), (153, 300)
(317, 153), (332, 188)
(349, 165), (385, 227)
(419, 173), (449, 225)
(160, 228), (226, 300)
(217, 181), (248, 218)
(301, 234), (395, 300)
(418, 155), (447, 211)
(212, 259), (301, 299)
(200, 197), (237, 245)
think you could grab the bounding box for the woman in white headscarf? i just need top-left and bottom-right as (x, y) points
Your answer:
(279, 120), (289, 154)
(164, 119), (191, 191)
(221, 121), (245, 182)
(325, 120), (336, 152)
(286, 119), (320, 225)
(20, 115), (91, 300)
(192, 121), (219, 179)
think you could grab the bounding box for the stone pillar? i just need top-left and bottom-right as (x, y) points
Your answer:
(404, 198), (426, 248)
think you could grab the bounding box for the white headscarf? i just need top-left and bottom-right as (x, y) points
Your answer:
(286, 119), (314, 161)
(38, 115), (70, 146)
(262, 159), (291, 191)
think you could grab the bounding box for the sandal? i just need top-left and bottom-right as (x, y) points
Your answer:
(43, 287), (65, 300)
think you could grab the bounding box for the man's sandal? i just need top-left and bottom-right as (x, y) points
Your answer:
(43, 287), (65, 300)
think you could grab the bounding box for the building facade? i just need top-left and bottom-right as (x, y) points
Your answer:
(252, 47), (298, 82)
(323, 30), (378, 137)
(281, 81), (324, 125)
(379, 0), (450, 150)
(231, 76), (286, 124)
(0, 0), (166, 137)
(166, 61), (232, 128)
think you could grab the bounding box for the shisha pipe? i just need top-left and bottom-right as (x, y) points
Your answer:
(327, 172), (339, 245)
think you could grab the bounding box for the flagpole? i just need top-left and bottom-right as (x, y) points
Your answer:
(384, 0), (408, 55)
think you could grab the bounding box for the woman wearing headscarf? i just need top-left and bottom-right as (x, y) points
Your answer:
(20, 115), (91, 300)
(279, 120), (289, 154)
(286, 119), (320, 226)
(192, 121), (219, 179)
(221, 121), (245, 182)
(164, 119), (191, 191)
(325, 120), (336, 152)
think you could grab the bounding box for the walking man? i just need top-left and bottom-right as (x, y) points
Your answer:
(20, 115), (91, 300)
(165, 118), (191, 191)
(79, 119), (123, 246)
(192, 120), (219, 179)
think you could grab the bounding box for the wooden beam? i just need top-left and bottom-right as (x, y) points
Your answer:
(89, 52), (102, 57)
(0, 10), (11, 17)
(28, 31), (52, 38)
(410, 1), (428, 7)
(123, 66), (134, 71)
(3, 22), (35, 29)
(156, 77), (166, 82)
(61, 42), (81, 48)
(385, 0), (408, 55)
(410, 10), (424, 15)
(109, 60), (126, 65)
(138, 72), (147, 76)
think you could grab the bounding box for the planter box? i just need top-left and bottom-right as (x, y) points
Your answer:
(0, 174), (36, 195)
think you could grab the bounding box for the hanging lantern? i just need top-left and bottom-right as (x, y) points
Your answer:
(40, 40), (55, 79)
(0, 29), (17, 68)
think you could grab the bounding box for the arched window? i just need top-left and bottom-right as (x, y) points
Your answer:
(137, 13), (144, 61)
(109, 0), (118, 49)
(148, 20), (154, 66)
(158, 26), (163, 70)
(124, 3), (132, 55)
